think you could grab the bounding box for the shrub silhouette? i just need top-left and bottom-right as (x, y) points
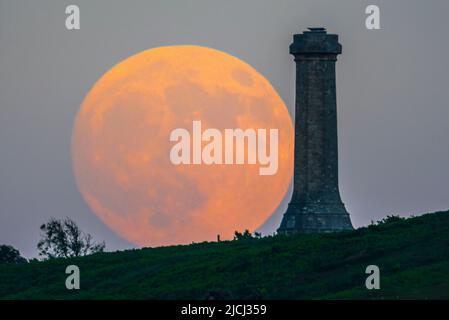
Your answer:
(0, 245), (27, 264)
(234, 229), (262, 240)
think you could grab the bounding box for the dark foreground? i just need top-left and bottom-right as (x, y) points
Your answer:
(1, 211), (449, 299)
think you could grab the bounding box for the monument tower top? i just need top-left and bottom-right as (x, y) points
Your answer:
(290, 27), (342, 55)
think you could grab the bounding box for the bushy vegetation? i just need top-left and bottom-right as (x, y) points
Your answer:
(0, 245), (27, 264)
(1, 211), (449, 299)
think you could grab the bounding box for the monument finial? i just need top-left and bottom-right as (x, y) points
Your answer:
(307, 27), (326, 32)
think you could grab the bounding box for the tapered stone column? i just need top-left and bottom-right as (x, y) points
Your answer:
(278, 28), (353, 234)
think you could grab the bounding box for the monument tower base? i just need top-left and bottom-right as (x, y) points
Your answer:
(278, 203), (353, 234)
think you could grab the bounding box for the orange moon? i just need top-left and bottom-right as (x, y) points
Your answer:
(72, 45), (294, 247)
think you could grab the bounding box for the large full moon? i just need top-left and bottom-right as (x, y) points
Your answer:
(72, 45), (294, 247)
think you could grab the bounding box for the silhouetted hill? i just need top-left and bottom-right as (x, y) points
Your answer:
(1, 210), (449, 299)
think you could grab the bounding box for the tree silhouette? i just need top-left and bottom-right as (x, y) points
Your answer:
(37, 217), (105, 259)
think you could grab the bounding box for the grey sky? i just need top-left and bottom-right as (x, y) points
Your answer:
(1, 0), (449, 258)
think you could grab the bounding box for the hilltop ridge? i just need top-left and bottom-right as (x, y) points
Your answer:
(1, 211), (449, 299)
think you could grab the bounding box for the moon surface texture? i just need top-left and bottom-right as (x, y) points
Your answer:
(72, 45), (294, 247)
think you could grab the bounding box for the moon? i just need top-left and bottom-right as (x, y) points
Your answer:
(72, 45), (294, 247)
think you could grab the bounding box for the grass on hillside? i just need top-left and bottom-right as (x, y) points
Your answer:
(1, 211), (449, 299)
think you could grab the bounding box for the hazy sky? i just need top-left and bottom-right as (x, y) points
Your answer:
(1, 0), (449, 258)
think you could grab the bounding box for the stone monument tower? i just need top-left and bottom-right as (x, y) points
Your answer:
(277, 28), (353, 234)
